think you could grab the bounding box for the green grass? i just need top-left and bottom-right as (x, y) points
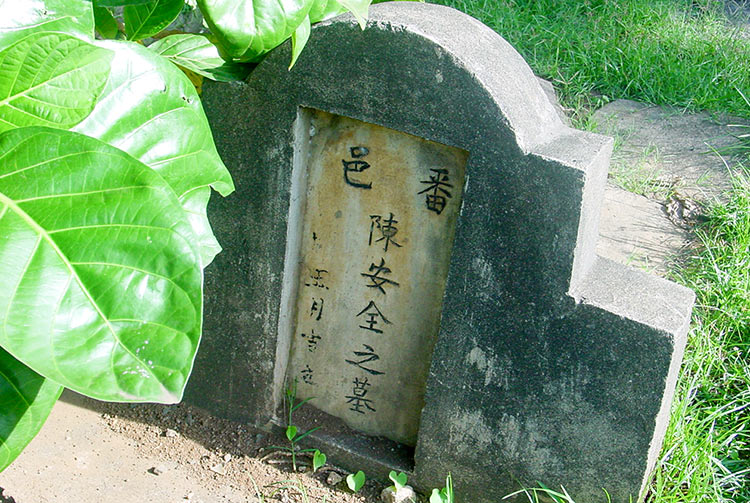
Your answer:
(433, 0), (750, 123)
(651, 168), (750, 503)
(608, 144), (679, 199)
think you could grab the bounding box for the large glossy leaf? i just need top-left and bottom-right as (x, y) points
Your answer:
(308, 0), (346, 24)
(337, 0), (369, 29)
(289, 15), (311, 69)
(93, 6), (120, 39)
(181, 187), (222, 266)
(0, 127), (202, 403)
(0, 32), (112, 133)
(97, 0), (154, 6)
(124, 0), (185, 41)
(0, 0), (94, 48)
(73, 40), (234, 266)
(0, 347), (62, 473)
(198, 0), (315, 62)
(148, 34), (251, 82)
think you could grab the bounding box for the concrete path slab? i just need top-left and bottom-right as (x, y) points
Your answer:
(596, 185), (690, 276)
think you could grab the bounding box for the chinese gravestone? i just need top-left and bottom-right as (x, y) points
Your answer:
(188, 3), (695, 502)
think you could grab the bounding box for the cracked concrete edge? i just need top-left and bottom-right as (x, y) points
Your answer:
(597, 184), (691, 276)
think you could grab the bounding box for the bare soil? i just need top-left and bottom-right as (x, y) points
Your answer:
(0, 390), (393, 503)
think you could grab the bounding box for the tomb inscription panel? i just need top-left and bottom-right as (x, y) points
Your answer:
(287, 109), (468, 446)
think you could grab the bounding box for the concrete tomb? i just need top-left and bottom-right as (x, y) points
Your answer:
(188, 3), (695, 502)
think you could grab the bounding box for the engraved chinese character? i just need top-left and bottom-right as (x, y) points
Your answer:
(346, 377), (375, 414)
(301, 329), (321, 352)
(300, 365), (314, 385)
(310, 297), (324, 321)
(361, 258), (399, 294)
(369, 213), (402, 252)
(305, 268), (329, 289)
(345, 344), (385, 375)
(418, 168), (453, 214)
(342, 146), (372, 189)
(356, 301), (391, 334)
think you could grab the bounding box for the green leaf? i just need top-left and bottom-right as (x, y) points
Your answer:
(0, 127), (202, 403)
(72, 40), (234, 267)
(286, 425), (297, 442)
(0, 347), (62, 473)
(93, 6), (120, 39)
(97, 0), (155, 5)
(0, 0), (95, 47)
(180, 187), (222, 266)
(337, 0), (369, 29)
(308, 0), (346, 24)
(312, 449), (326, 472)
(293, 425), (320, 442)
(430, 489), (446, 503)
(197, 0), (315, 62)
(289, 15), (311, 69)
(148, 34), (251, 82)
(346, 470), (366, 492)
(124, 0), (184, 41)
(389, 471), (408, 491)
(0, 32), (112, 133)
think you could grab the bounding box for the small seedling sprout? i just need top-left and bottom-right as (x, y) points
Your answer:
(346, 470), (366, 492)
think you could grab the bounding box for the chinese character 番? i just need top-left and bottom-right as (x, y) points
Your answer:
(304, 268), (329, 289)
(345, 344), (385, 375)
(356, 300), (391, 334)
(300, 365), (314, 385)
(418, 168), (453, 214)
(369, 213), (402, 252)
(342, 146), (372, 189)
(361, 258), (399, 294)
(346, 377), (376, 414)
(301, 329), (321, 352)
(310, 297), (324, 321)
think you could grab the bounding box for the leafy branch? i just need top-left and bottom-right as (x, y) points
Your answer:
(0, 0), (371, 474)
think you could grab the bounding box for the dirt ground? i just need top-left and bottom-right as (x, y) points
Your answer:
(0, 390), (392, 503)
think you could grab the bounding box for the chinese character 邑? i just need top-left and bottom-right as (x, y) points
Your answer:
(342, 146), (372, 189)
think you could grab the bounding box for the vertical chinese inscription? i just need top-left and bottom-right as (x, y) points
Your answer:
(287, 109), (468, 446)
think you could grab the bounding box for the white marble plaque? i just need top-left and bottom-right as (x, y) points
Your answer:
(287, 109), (467, 446)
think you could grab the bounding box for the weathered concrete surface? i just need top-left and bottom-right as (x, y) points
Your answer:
(597, 185), (691, 275)
(191, 4), (695, 502)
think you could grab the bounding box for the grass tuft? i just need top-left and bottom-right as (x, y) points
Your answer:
(650, 166), (750, 502)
